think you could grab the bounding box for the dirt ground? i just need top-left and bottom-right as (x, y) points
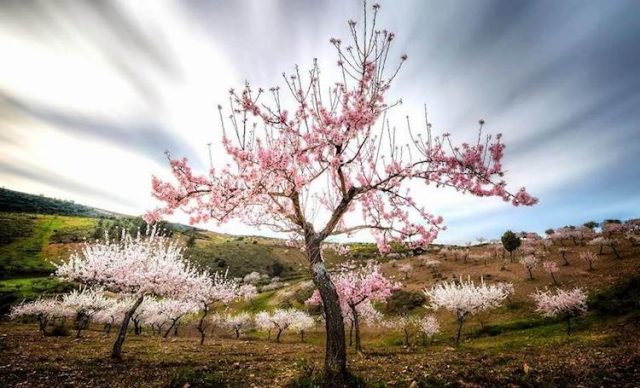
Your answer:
(1, 323), (639, 387)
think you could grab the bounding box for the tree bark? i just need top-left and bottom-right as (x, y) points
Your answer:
(350, 305), (362, 352)
(276, 328), (283, 343)
(307, 238), (348, 384)
(455, 319), (464, 346)
(611, 245), (621, 259)
(164, 318), (180, 338)
(197, 304), (209, 345)
(111, 294), (144, 359)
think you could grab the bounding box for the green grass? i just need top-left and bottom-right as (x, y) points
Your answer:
(0, 276), (70, 298)
(0, 214), (65, 277)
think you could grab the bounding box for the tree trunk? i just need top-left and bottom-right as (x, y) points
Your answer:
(164, 319), (178, 338)
(455, 319), (464, 346)
(197, 304), (209, 345)
(527, 268), (534, 280)
(551, 273), (558, 286)
(111, 294), (144, 359)
(276, 328), (283, 343)
(611, 245), (621, 259)
(174, 322), (179, 336)
(307, 238), (348, 384)
(300, 330), (305, 343)
(561, 252), (570, 266)
(235, 328), (240, 339)
(351, 305), (362, 352)
(403, 328), (410, 346)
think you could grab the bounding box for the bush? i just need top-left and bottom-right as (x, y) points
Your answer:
(590, 276), (640, 316)
(384, 289), (426, 315)
(268, 261), (285, 277)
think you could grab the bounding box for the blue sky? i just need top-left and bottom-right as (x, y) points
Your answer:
(1, 1), (639, 243)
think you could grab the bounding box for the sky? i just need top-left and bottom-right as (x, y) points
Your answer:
(1, 0), (639, 244)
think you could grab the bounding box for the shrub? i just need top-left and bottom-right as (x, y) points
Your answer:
(384, 290), (426, 315)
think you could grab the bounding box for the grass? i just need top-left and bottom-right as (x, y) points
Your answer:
(0, 214), (64, 277)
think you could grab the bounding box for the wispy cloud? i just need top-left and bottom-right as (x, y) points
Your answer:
(1, 0), (638, 242)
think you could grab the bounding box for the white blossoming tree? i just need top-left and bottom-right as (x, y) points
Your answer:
(54, 229), (203, 359)
(424, 278), (510, 345)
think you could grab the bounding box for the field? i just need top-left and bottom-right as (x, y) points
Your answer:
(1, 195), (640, 387)
(1, 313), (638, 387)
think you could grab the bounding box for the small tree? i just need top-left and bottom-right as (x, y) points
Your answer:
(583, 221), (599, 230)
(291, 310), (315, 343)
(384, 315), (419, 346)
(520, 255), (539, 280)
(225, 312), (253, 339)
(191, 271), (239, 345)
(589, 237), (621, 259)
(418, 315), (440, 345)
(558, 247), (570, 266)
(542, 261), (559, 286)
(398, 263), (413, 279)
(579, 251), (597, 271)
(54, 229), (203, 359)
(307, 263), (396, 352)
(501, 231), (522, 262)
(270, 309), (297, 343)
(255, 311), (273, 340)
(424, 278), (509, 345)
(531, 288), (587, 335)
(9, 298), (70, 335)
(61, 287), (112, 338)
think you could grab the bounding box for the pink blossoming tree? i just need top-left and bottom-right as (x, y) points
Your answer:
(307, 263), (397, 352)
(531, 288), (587, 335)
(147, 3), (536, 380)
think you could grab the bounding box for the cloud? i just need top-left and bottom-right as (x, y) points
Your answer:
(1, 0), (639, 243)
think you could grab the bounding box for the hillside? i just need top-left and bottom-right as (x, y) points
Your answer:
(0, 187), (122, 218)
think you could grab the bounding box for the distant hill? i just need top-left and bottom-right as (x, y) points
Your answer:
(0, 187), (122, 218)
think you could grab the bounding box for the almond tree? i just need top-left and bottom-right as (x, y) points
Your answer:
(54, 229), (203, 359)
(418, 315), (440, 345)
(94, 298), (130, 334)
(542, 261), (559, 286)
(531, 288), (587, 335)
(291, 310), (316, 342)
(307, 263), (397, 352)
(155, 298), (199, 338)
(558, 247), (570, 266)
(225, 312), (253, 339)
(383, 314), (419, 346)
(61, 287), (112, 338)
(398, 262), (412, 279)
(579, 251), (598, 271)
(520, 255), (539, 280)
(147, 3), (536, 380)
(191, 271), (239, 345)
(424, 278), (510, 345)
(589, 237), (621, 259)
(9, 298), (70, 335)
